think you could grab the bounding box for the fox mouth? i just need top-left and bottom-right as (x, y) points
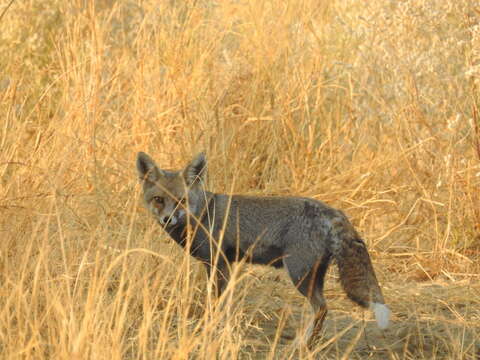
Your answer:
(159, 220), (176, 228)
(159, 219), (180, 231)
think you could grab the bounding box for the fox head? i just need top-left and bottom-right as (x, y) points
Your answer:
(136, 152), (207, 229)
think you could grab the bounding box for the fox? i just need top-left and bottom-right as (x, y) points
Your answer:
(136, 151), (390, 345)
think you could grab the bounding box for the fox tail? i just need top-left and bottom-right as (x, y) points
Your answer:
(331, 216), (390, 329)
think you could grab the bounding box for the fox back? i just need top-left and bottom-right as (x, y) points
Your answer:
(136, 152), (390, 346)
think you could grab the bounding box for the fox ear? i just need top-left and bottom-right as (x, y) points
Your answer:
(136, 152), (163, 183)
(184, 152), (206, 185)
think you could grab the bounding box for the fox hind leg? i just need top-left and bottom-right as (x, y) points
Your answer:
(302, 287), (328, 349)
(283, 253), (331, 347)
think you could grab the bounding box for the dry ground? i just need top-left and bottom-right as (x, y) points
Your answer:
(1, 0), (479, 359)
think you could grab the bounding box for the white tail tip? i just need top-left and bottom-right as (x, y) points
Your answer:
(371, 302), (390, 329)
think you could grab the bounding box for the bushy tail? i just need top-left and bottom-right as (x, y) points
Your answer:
(331, 216), (390, 329)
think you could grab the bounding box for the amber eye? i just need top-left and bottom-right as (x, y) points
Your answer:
(152, 196), (164, 205)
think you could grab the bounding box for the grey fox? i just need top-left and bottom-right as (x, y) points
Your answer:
(136, 151), (390, 344)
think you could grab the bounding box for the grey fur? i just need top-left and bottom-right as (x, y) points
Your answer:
(136, 152), (389, 346)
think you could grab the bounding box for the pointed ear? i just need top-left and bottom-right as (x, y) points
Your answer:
(183, 152), (206, 185)
(136, 152), (163, 183)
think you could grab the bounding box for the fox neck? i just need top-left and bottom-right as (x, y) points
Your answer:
(164, 190), (215, 248)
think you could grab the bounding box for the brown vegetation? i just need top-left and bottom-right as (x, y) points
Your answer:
(0, 0), (479, 358)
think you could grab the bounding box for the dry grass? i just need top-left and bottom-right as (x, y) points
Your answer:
(1, 0), (479, 358)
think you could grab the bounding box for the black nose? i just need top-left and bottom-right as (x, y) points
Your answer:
(161, 216), (170, 224)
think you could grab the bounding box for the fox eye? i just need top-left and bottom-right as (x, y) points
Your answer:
(152, 196), (164, 205)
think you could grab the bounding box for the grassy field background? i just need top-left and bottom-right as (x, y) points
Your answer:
(1, 0), (479, 358)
